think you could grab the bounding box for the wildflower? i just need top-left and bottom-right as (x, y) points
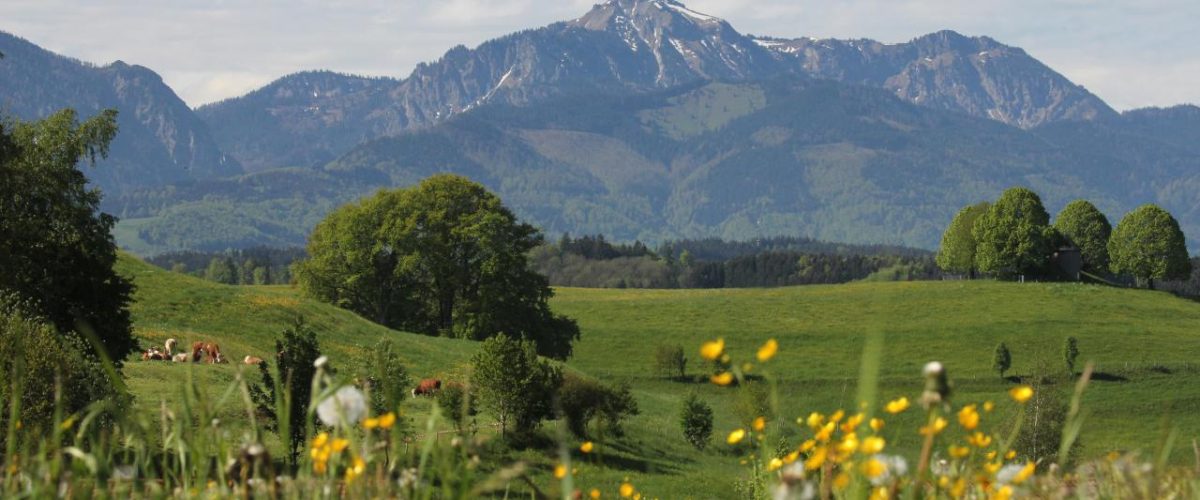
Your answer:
(869, 418), (884, 432)
(784, 450), (800, 464)
(841, 413), (864, 433)
(863, 458), (886, 478)
(752, 416), (767, 431)
(1005, 450), (1016, 460)
(344, 455), (366, 482)
(830, 410), (845, 423)
(804, 446), (827, 471)
(806, 412), (825, 429)
(860, 436), (886, 454)
(620, 482), (635, 498)
(1009, 385), (1033, 403)
(983, 401), (995, 412)
(317, 386), (367, 427)
(985, 462), (1002, 474)
(700, 338), (725, 361)
(919, 417), (948, 436)
(756, 338), (778, 362)
(711, 372), (734, 386)
(314, 355), (329, 368)
(884, 397), (910, 414)
(949, 445), (970, 459)
(363, 417), (379, 430)
(379, 412), (397, 429)
(968, 432), (993, 448)
(727, 429), (746, 445)
(997, 461), (1036, 485)
(833, 472), (850, 489)
(554, 464), (567, 479)
(869, 454), (908, 486)
(581, 441), (595, 453)
(590, 488), (601, 499)
(993, 485), (1013, 500)
(814, 422), (836, 442)
(331, 438), (350, 453)
(799, 439), (816, 452)
(958, 404), (980, 430)
(987, 451), (997, 460)
(767, 457), (784, 471)
(838, 433), (860, 454)
(869, 486), (889, 500)
(312, 432), (330, 449)
(950, 477), (967, 498)
(60, 417), (75, 431)
(921, 361), (950, 409)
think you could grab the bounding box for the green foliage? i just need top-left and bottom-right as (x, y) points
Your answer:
(1014, 365), (1078, 465)
(1054, 200), (1112, 272)
(261, 317), (322, 464)
(365, 339), (412, 416)
(994, 342), (1012, 379)
(973, 187), (1055, 278)
(469, 335), (562, 438)
(937, 202), (990, 274)
(0, 109), (136, 364)
(1063, 337), (1079, 374)
(654, 344), (687, 379)
(0, 295), (126, 444)
(1108, 204), (1192, 287)
(435, 382), (477, 432)
(204, 256), (238, 284)
(295, 174), (580, 359)
(557, 374), (639, 439)
(679, 393), (714, 451)
(732, 381), (771, 428)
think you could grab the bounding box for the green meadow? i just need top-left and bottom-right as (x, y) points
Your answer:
(117, 254), (1200, 497)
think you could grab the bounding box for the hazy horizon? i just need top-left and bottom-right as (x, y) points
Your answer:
(2, 0), (1197, 111)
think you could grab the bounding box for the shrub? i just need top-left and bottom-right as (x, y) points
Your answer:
(251, 316), (322, 465)
(557, 373), (639, 438)
(732, 381), (770, 428)
(436, 382), (477, 432)
(470, 335), (562, 438)
(654, 344), (687, 379)
(1063, 337), (1079, 375)
(994, 342), (1012, 379)
(364, 339), (412, 415)
(679, 393), (714, 451)
(0, 295), (126, 445)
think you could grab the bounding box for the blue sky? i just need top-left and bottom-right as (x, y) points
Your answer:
(1, 0), (1196, 110)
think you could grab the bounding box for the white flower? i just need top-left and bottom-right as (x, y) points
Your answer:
(870, 454), (909, 486)
(317, 386), (366, 427)
(923, 361), (944, 377)
(996, 463), (1025, 485)
(314, 355), (329, 369)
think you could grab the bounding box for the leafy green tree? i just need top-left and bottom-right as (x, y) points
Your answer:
(557, 374), (639, 438)
(295, 174), (580, 359)
(0, 109), (135, 364)
(1054, 200), (1112, 272)
(973, 187), (1055, 278)
(436, 383), (477, 432)
(365, 339), (412, 416)
(654, 344), (687, 379)
(993, 342), (1012, 379)
(1108, 204), (1192, 288)
(1062, 337), (1079, 374)
(470, 335), (562, 438)
(251, 317), (321, 465)
(679, 393), (714, 451)
(936, 202), (990, 276)
(205, 256), (238, 284)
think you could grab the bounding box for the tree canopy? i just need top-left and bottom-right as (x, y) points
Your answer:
(1108, 204), (1191, 287)
(1053, 200), (1112, 272)
(936, 202), (990, 275)
(294, 174), (580, 359)
(0, 109), (135, 364)
(973, 187), (1054, 278)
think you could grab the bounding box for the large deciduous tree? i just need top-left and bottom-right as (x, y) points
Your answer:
(1053, 200), (1112, 273)
(936, 202), (990, 276)
(295, 174), (580, 359)
(972, 187), (1055, 278)
(0, 109), (136, 364)
(1108, 204), (1191, 288)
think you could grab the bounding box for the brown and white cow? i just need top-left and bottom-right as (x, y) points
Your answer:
(243, 355), (264, 365)
(411, 379), (442, 397)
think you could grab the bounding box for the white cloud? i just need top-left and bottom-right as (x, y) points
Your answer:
(0, 0), (1196, 109)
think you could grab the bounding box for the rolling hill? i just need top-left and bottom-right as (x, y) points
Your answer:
(114, 251), (1200, 496)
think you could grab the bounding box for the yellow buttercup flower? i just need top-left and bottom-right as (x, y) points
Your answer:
(711, 372), (734, 386)
(833, 472), (850, 489)
(620, 482), (635, 498)
(860, 436), (886, 454)
(986, 451), (998, 460)
(830, 410), (845, 423)
(815, 422), (836, 442)
(379, 412), (397, 429)
(863, 458), (886, 478)
(869, 418), (884, 432)
(1009, 385), (1034, 404)
(949, 445), (970, 459)
(767, 457), (784, 471)
(870, 486), (889, 500)
(841, 413), (864, 433)
(727, 429), (746, 445)
(804, 446), (827, 471)
(756, 339), (778, 362)
(363, 417), (379, 430)
(331, 438), (350, 453)
(784, 450), (800, 464)
(837, 433), (860, 454)
(580, 441), (594, 453)
(993, 485), (1013, 500)
(344, 455), (366, 482)
(983, 401), (995, 412)
(968, 432), (993, 448)
(753, 416), (767, 431)
(799, 439), (816, 452)
(700, 338), (725, 361)
(554, 464), (567, 479)
(884, 397), (910, 414)
(1005, 450), (1017, 460)
(312, 432), (329, 449)
(806, 412), (825, 429)
(590, 488), (601, 499)
(1013, 462), (1036, 484)
(958, 404), (980, 430)
(919, 417), (948, 436)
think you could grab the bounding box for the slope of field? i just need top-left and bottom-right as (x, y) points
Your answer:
(113, 254), (1200, 497)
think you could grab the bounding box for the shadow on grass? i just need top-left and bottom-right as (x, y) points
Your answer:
(596, 439), (691, 475)
(1090, 372), (1131, 382)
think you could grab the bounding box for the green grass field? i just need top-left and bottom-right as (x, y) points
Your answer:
(115, 254), (1200, 497)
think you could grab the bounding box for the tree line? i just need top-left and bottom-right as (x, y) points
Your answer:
(936, 187), (1190, 287)
(147, 247), (304, 285)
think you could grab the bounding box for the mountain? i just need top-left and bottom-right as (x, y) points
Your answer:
(111, 77), (1200, 255)
(197, 0), (1110, 172)
(0, 32), (241, 194)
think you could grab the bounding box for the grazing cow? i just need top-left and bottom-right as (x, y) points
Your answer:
(243, 355), (264, 365)
(141, 347), (167, 361)
(191, 341), (206, 362)
(164, 338), (178, 356)
(204, 343), (228, 364)
(411, 379), (442, 397)
(172, 353), (190, 362)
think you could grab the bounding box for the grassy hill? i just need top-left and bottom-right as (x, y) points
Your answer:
(114, 253), (1200, 497)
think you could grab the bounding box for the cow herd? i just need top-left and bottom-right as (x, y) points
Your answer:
(139, 338), (264, 366)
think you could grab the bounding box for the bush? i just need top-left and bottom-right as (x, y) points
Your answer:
(732, 381), (771, 428)
(1063, 337), (1079, 375)
(994, 342), (1012, 379)
(251, 317), (322, 465)
(436, 382), (477, 432)
(680, 393), (714, 451)
(364, 339), (412, 415)
(557, 373), (639, 438)
(470, 335), (562, 438)
(654, 344), (687, 379)
(0, 295), (127, 445)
